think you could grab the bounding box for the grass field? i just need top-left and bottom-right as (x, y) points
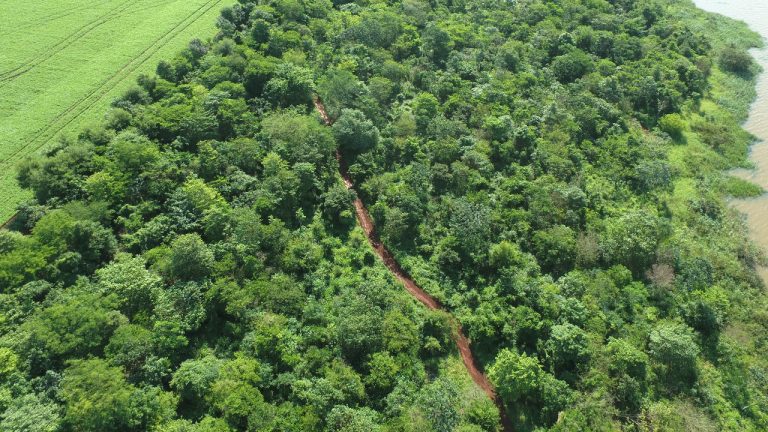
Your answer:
(0, 0), (234, 221)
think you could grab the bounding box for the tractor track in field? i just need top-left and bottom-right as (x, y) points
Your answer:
(0, 0), (177, 83)
(0, 0), (109, 38)
(0, 0), (224, 171)
(0, 0), (135, 80)
(313, 96), (514, 432)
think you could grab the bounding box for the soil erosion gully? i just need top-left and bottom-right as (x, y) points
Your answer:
(313, 96), (513, 432)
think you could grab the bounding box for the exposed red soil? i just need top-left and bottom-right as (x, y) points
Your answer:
(314, 97), (513, 432)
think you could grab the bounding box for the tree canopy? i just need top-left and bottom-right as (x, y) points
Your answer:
(1, 0), (767, 431)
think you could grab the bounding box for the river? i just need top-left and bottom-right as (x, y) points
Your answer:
(694, 0), (768, 280)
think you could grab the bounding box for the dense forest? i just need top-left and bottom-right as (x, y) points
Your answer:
(1, 0), (768, 430)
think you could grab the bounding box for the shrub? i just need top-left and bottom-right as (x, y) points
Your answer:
(719, 46), (753, 75)
(658, 113), (685, 140)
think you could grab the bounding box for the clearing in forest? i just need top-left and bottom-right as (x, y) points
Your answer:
(0, 0), (233, 220)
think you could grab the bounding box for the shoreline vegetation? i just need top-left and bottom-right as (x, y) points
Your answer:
(2, 0), (768, 431)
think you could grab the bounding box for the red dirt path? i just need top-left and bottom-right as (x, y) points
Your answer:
(314, 97), (513, 432)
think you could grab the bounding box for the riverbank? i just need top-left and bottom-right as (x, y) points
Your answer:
(693, 0), (768, 280)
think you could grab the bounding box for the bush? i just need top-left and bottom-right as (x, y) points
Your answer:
(719, 46), (753, 75)
(551, 50), (594, 83)
(722, 176), (763, 198)
(658, 113), (685, 140)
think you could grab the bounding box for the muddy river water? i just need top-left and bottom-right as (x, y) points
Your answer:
(694, 0), (768, 279)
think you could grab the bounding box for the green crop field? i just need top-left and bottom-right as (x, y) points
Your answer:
(0, 0), (234, 221)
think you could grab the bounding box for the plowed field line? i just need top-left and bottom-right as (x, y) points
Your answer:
(0, 0), (108, 38)
(0, 0), (177, 83)
(0, 0), (223, 170)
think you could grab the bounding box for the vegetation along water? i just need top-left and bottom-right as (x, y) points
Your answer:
(2, 1), (768, 431)
(694, 0), (768, 280)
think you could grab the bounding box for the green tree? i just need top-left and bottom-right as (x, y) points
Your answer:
(154, 281), (208, 331)
(550, 50), (594, 83)
(244, 54), (279, 96)
(264, 63), (314, 107)
(67, 220), (118, 274)
(209, 355), (272, 430)
(532, 225), (576, 277)
(0, 347), (18, 379)
(488, 349), (572, 424)
(322, 184), (356, 225)
(95, 254), (161, 318)
(681, 286), (729, 337)
(544, 323), (591, 379)
(260, 111), (336, 168)
(155, 416), (232, 432)
(421, 23), (452, 66)
(0, 232), (50, 291)
(417, 377), (461, 431)
(365, 352), (400, 397)
(412, 92), (440, 133)
(602, 210), (668, 275)
(648, 322), (699, 392)
(249, 273), (306, 315)
(333, 109), (380, 152)
(168, 234), (214, 281)
(105, 324), (154, 379)
(606, 338), (648, 381)
(464, 397), (501, 432)
(605, 338), (648, 414)
(326, 405), (382, 432)
(334, 293), (384, 365)
(325, 359), (366, 406)
(0, 394), (61, 432)
(317, 69), (373, 120)
(171, 354), (223, 418)
(18, 290), (122, 372)
(152, 320), (189, 359)
(16, 144), (94, 205)
(382, 309), (419, 354)
(60, 359), (134, 432)
(488, 349), (543, 404)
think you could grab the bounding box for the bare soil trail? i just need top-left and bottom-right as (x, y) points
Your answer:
(314, 97), (513, 432)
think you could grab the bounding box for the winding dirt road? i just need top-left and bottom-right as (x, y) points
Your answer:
(314, 97), (513, 432)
